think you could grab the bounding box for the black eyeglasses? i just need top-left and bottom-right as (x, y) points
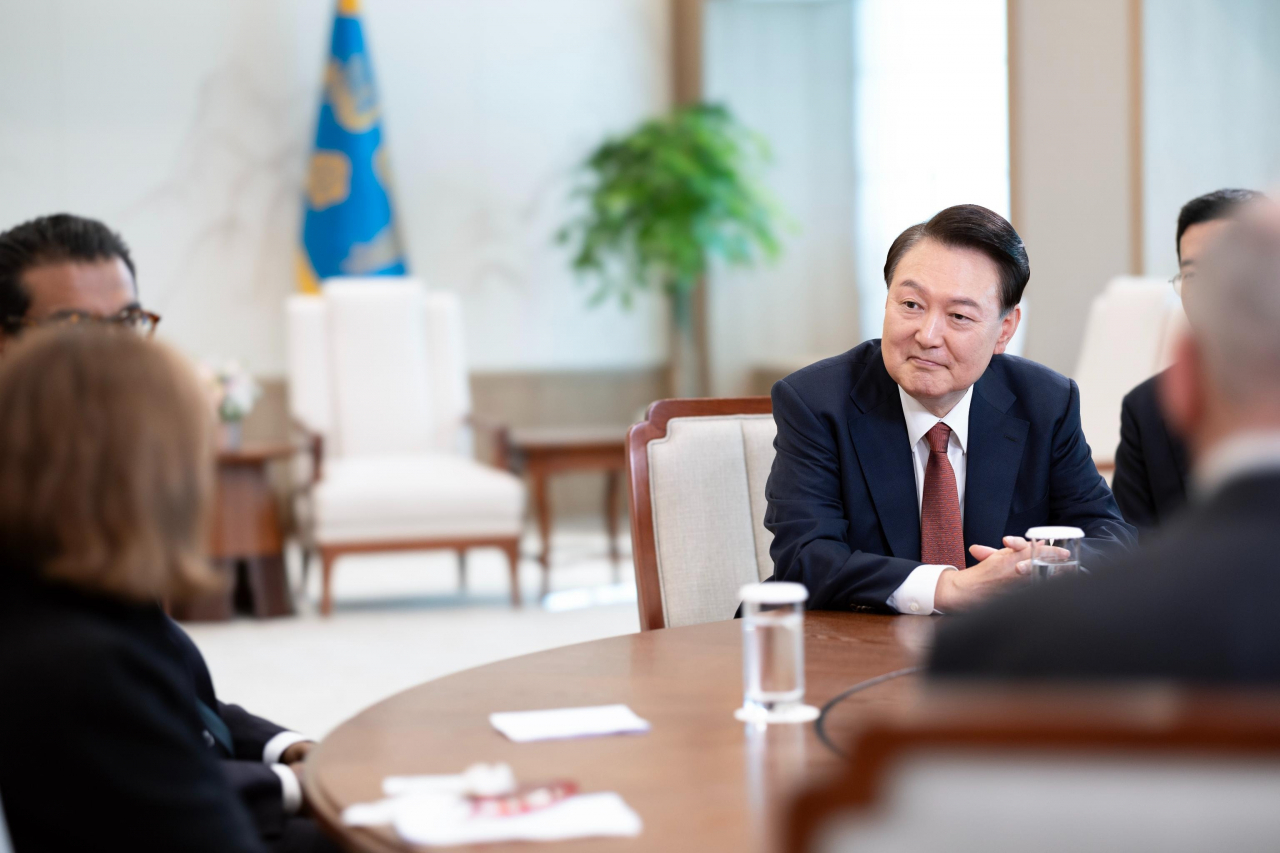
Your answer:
(6, 307), (161, 338)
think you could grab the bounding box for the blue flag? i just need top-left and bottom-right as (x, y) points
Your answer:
(299, 0), (406, 291)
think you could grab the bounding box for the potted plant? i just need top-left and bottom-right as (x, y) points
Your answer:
(199, 360), (262, 450)
(558, 103), (782, 397)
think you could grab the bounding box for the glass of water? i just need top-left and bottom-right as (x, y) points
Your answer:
(739, 582), (808, 721)
(1026, 526), (1084, 581)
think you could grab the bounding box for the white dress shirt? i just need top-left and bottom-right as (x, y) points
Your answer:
(264, 731), (311, 814)
(884, 386), (973, 615)
(1192, 430), (1280, 498)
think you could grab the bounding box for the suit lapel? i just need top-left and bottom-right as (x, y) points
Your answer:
(963, 367), (1030, 562)
(847, 353), (920, 561)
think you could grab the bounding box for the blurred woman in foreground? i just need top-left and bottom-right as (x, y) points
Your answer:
(0, 327), (265, 852)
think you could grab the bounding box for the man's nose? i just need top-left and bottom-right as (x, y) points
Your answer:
(915, 310), (945, 347)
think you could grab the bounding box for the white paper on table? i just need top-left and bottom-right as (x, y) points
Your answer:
(489, 704), (650, 743)
(394, 792), (643, 846)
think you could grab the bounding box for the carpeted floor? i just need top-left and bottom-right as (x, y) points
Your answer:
(182, 524), (639, 737)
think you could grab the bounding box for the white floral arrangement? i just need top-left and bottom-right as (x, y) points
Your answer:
(198, 359), (261, 423)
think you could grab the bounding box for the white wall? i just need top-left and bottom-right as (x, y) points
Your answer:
(1009, 0), (1139, 376)
(0, 0), (670, 376)
(702, 0), (860, 396)
(1142, 0), (1280, 278)
(853, 0), (1010, 343)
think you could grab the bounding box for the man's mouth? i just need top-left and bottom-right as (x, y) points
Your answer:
(908, 356), (947, 369)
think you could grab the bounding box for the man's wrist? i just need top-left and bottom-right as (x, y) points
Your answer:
(888, 564), (955, 614)
(933, 567), (967, 612)
(263, 731), (312, 765)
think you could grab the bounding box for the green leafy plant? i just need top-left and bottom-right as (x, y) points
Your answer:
(557, 103), (783, 330)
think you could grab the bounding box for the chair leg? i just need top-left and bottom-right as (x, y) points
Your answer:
(320, 549), (336, 617)
(299, 547), (313, 591)
(457, 549), (468, 592)
(604, 469), (621, 584)
(503, 540), (522, 607)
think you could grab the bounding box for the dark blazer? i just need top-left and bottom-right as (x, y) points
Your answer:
(161, 619), (296, 837)
(929, 472), (1280, 681)
(0, 571), (266, 853)
(765, 340), (1135, 611)
(1112, 371), (1190, 530)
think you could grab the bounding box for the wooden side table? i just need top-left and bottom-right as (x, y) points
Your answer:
(506, 426), (628, 593)
(172, 442), (297, 622)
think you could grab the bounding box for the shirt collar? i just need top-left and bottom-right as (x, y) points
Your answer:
(898, 385), (973, 454)
(1192, 430), (1280, 498)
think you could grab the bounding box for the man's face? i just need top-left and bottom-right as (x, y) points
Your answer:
(1, 258), (138, 349)
(882, 238), (1019, 414)
(1177, 218), (1232, 296)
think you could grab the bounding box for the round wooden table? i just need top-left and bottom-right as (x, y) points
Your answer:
(304, 612), (926, 852)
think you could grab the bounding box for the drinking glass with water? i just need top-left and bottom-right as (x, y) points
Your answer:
(737, 583), (818, 724)
(1026, 526), (1084, 581)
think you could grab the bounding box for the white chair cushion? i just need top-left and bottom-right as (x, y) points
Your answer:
(314, 454), (525, 544)
(421, 290), (474, 455)
(285, 294), (334, 438)
(324, 279), (436, 458)
(647, 414), (777, 628)
(1073, 276), (1178, 466)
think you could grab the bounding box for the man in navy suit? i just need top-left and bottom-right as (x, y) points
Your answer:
(766, 204), (1135, 614)
(1111, 188), (1261, 531)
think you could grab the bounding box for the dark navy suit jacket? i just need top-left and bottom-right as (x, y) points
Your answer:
(1112, 371), (1190, 531)
(765, 340), (1136, 611)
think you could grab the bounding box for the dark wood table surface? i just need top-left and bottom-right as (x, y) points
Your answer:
(303, 612), (926, 852)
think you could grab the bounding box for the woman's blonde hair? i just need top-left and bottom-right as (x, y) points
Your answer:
(0, 326), (219, 602)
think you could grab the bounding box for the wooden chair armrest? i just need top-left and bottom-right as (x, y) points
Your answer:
(291, 417), (324, 486)
(467, 414), (512, 470)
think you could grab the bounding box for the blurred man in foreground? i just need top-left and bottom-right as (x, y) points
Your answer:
(0, 214), (335, 852)
(1112, 188), (1261, 530)
(931, 202), (1280, 680)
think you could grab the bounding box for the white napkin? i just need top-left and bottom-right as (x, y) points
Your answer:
(489, 704), (650, 743)
(396, 792), (642, 846)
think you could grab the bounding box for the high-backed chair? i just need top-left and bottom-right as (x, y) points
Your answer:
(789, 689), (1280, 853)
(1073, 276), (1185, 473)
(627, 397), (775, 630)
(286, 279), (525, 615)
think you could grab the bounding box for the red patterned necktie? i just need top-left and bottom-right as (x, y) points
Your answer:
(920, 423), (965, 569)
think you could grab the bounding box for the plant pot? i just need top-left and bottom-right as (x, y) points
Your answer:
(668, 285), (710, 398)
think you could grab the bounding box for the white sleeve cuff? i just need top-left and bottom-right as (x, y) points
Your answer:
(269, 764), (303, 815)
(886, 564), (956, 615)
(263, 731), (311, 765)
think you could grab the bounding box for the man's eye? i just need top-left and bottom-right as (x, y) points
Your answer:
(903, 300), (920, 309)
(952, 314), (971, 322)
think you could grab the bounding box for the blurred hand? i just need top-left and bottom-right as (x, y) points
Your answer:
(280, 740), (315, 766)
(280, 741), (317, 816)
(934, 536), (1033, 612)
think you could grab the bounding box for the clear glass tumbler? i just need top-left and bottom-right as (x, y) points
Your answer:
(739, 582), (808, 718)
(1026, 526), (1085, 581)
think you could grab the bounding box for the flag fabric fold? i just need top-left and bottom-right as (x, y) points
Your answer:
(299, 0), (406, 292)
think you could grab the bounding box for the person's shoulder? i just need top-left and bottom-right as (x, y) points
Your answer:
(776, 340), (880, 400)
(986, 354), (1075, 411)
(0, 577), (172, 690)
(1122, 370), (1166, 412)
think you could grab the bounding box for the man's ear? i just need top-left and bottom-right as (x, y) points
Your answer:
(992, 305), (1021, 355)
(1159, 333), (1203, 439)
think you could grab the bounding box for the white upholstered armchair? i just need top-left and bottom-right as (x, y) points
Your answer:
(286, 279), (525, 615)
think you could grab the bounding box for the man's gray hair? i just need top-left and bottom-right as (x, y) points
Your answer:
(1189, 202), (1280, 403)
